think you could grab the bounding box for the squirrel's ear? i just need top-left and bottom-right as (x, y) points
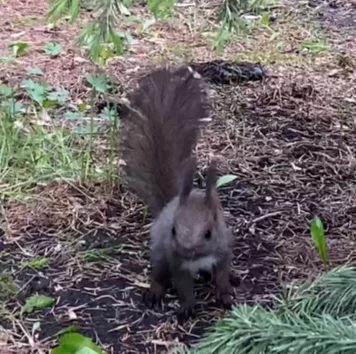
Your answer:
(205, 159), (218, 207)
(179, 157), (196, 204)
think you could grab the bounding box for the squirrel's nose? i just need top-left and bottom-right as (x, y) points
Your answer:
(180, 246), (195, 258)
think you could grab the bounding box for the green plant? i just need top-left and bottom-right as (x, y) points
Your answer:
(181, 266), (356, 354)
(26, 67), (44, 76)
(301, 38), (328, 53)
(48, 0), (131, 63)
(218, 0), (276, 34)
(191, 306), (356, 354)
(22, 257), (49, 269)
(0, 93), (118, 198)
(148, 0), (178, 18)
(211, 26), (238, 52)
(216, 174), (238, 188)
(46, 0), (182, 62)
(21, 79), (69, 108)
(44, 42), (63, 56)
(22, 295), (55, 314)
(8, 42), (29, 57)
(84, 73), (119, 185)
(52, 332), (104, 354)
(277, 266), (356, 318)
(310, 216), (329, 268)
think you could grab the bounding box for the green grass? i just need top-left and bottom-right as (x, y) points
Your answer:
(0, 104), (118, 200)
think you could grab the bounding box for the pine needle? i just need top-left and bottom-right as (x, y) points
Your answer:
(177, 266), (356, 354)
(190, 305), (356, 354)
(277, 265), (356, 318)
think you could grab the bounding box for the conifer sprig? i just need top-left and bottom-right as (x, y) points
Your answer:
(176, 266), (356, 354)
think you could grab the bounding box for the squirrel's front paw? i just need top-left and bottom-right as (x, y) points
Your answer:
(143, 282), (165, 307)
(216, 291), (234, 310)
(176, 303), (195, 323)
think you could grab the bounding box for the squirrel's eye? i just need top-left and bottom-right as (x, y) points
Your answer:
(172, 227), (176, 237)
(205, 230), (211, 240)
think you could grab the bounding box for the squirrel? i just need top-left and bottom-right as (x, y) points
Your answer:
(119, 65), (234, 320)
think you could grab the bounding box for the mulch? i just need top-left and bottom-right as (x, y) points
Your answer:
(2, 1), (356, 354)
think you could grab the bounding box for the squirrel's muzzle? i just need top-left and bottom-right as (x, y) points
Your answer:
(175, 244), (196, 259)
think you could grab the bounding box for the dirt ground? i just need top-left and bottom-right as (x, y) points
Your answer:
(2, 0), (356, 353)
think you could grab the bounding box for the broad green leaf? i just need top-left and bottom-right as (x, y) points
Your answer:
(310, 216), (329, 266)
(64, 111), (83, 120)
(26, 67), (44, 76)
(78, 103), (88, 112)
(47, 88), (69, 103)
(1, 99), (23, 116)
(216, 174), (238, 188)
(77, 349), (100, 354)
(22, 79), (47, 105)
(44, 43), (63, 56)
(42, 99), (60, 109)
(56, 325), (81, 336)
(22, 78), (39, 90)
(22, 79), (51, 106)
(260, 12), (270, 26)
(85, 74), (108, 93)
(52, 333), (104, 354)
(9, 42), (29, 57)
(22, 295), (55, 314)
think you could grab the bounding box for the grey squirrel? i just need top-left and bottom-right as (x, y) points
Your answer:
(119, 65), (233, 320)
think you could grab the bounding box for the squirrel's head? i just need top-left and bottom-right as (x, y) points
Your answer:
(171, 158), (222, 259)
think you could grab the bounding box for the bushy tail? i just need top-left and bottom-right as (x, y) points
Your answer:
(119, 65), (211, 216)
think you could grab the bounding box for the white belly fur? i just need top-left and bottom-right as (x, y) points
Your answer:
(181, 255), (217, 276)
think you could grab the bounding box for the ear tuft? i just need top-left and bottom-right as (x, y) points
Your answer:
(205, 159), (217, 205)
(179, 157), (197, 204)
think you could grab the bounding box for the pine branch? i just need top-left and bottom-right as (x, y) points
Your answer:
(76, 0), (128, 60)
(173, 266), (356, 354)
(190, 305), (356, 354)
(277, 265), (356, 318)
